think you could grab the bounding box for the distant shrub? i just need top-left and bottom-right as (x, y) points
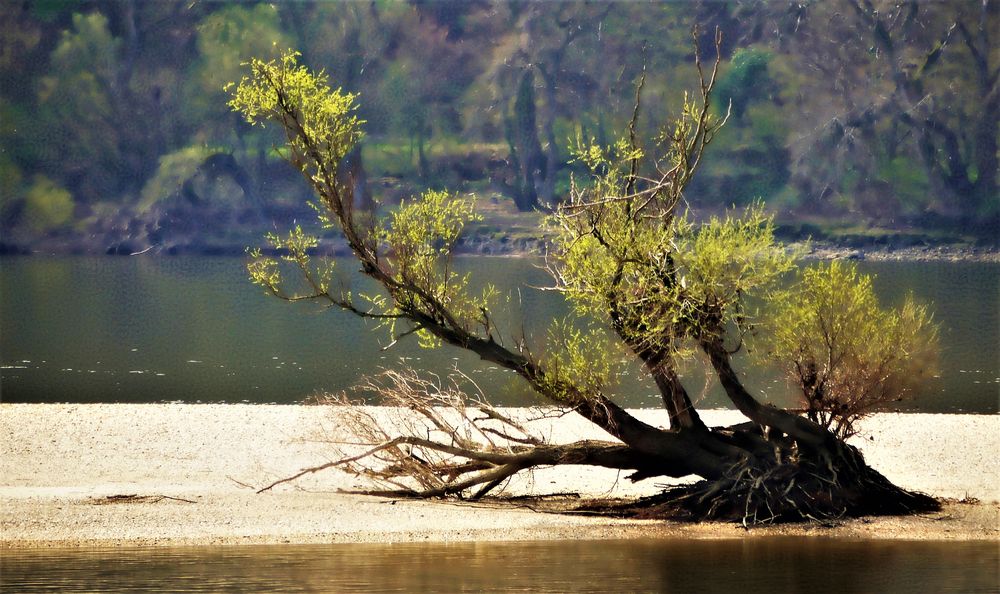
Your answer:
(716, 48), (773, 120)
(140, 146), (214, 211)
(23, 175), (74, 230)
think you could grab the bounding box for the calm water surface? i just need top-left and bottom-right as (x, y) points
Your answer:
(1, 256), (997, 412)
(2, 539), (998, 593)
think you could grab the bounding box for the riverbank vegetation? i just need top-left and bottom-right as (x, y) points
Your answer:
(1, 1), (996, 255)
(231, 40), (942, 524)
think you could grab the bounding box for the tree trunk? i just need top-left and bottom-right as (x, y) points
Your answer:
(641, 350), (706, 431)
(700, 336), (834, 451)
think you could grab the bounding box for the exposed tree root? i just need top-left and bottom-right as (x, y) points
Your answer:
(580, 445), (940, 525)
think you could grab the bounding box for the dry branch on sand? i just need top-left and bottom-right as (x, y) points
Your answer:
(259, 369), (635, 500)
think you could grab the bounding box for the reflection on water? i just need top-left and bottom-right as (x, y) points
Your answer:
(1, 257), (997, 412)
(2, 538), (997, 593)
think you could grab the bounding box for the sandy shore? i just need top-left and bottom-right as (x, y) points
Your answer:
(1, 404), (997, 547)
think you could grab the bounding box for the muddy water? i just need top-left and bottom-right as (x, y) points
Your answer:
(2, 538), (998, 593)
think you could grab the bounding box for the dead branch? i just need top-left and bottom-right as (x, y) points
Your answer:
(257, 368), (674, 498)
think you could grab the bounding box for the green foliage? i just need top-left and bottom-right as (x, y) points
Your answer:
(715, 48), (773, 120)
(697, 78), (790, 207)
(538, 319), (622, 401)
(380, 190), (486, 344)
(2, 1), (996, 237)
(504, 68), (546, 209)
(194, 5), (291, 102)
(762, 261), (939, 437)
(233, 52), (374, 331)
(228, 51), (364, 178)
(2, 2), (993, 233)
(139, 146), (215, 211)
(233, 54), (495, 351)
(27, 0), (77, 23)
(746, 103), (788, 145)
(247, 225), (331, 298)
(35, 12), (123, 200)
(671, 204), (796, 326)
(382, 62), (430, 144)
(550, 138), (663, 323)
(23, 175), (74, 231)
(382, 190), (478, 267)
(875, 155), (931, 215)
(184, 3), (296, 165)
(47, 12), (120, 81)
(548, 87), (786, 360)
(512, 70), (538, 143)
(0, 155), (24, 211)
(551, 199), (794, 357)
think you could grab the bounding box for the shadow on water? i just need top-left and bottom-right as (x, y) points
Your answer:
(2, 538), (998, 593)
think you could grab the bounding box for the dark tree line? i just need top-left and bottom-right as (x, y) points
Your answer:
(1, 1), (995, 247)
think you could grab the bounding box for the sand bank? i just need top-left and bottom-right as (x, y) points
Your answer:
(1, 404), (997, 547)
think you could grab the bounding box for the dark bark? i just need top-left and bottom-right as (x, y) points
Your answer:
(700, 336), (835, 452)
(642, 351), (707, 431)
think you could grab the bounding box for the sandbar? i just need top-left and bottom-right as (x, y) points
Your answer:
(1, 404), (997, 547)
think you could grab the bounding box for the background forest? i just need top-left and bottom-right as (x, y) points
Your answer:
(0, 0), (996, 254)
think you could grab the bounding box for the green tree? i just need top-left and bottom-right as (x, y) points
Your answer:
(714, 48), (773, 121)
(190, 3), (291, 128)
(503, 69), (547, 211)
(763, 261), (939, 438)
(692, 47), (791, 206)
(35, 12), (135, 203)
(32, 6), (187, 207)
(465, 1), (625, 208)
(181, 4), (293, 210)
(848, 0), (997, 226)
(376, 15), (465, 181)
(229, 47), (941, 524)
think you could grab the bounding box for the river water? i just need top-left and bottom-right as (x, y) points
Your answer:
(1, 256), (997, 412)
(2, 538), (997, 593)
(2, 257), (998, 591)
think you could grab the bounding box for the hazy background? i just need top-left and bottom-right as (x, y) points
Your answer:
(1, 0), (996, 254)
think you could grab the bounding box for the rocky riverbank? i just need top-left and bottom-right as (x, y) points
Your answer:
(3, 233), (998, 262)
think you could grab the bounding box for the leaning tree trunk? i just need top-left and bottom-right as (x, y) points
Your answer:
(233, 50), (941, 526)
(616, 337), (942, 524)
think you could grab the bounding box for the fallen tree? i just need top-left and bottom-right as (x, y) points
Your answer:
(229, 36), (940, 525)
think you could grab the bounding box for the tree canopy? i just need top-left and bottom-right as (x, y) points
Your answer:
(230, 45), (941, 524)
